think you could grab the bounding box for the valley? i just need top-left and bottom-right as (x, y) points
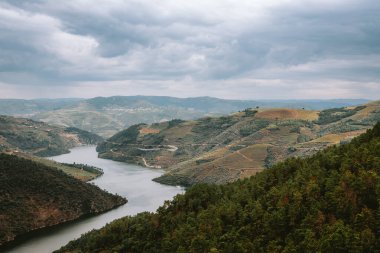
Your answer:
(0, 97), (379, 252)
(97, 101), (380, 186)
(0, 97), (368, 137)
(56, 120), (380, 253)
(0, 152), (126, 247)
(2, 0), (378, 251)
(1, 146), (184, 253)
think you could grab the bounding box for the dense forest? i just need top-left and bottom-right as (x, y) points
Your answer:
(57, 122), (380, 253)
(0, 154), (126, 246)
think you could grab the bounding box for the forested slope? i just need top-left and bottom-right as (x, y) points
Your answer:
(58, 122), (380, 253)
(0, 115), (103, 157)
(0, 154), (126, 246)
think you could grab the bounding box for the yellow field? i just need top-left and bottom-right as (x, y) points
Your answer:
(310, 130), (366, 144)
(139, 127), (160, 135)
(348, 101), (380, 120)
(255, 109), (319, 121)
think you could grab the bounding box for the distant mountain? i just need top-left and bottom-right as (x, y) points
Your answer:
(56, 121), (380, 253)
(0, 98), (84, 116)
(97, 101), (380, 186)
(0, 153), (126, 246)
(0, 115), (103, 157)
(26, 96), (370, 137)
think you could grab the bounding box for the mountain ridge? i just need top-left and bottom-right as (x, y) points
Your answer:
(0, 96), (369, 137)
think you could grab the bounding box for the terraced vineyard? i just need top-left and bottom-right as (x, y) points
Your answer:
(97, 101), (380, 186)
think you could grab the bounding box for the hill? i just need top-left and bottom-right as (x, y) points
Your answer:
(56, 121), (380, 253)
(97, 101), (380, 186)
(0, 154), (126, 247)
(29, 96), (369, 137)
(0, 115), (103, 157)
(4, 151), (103, 182)
(0, 98), (84, 116)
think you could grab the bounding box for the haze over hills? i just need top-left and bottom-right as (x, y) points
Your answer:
(97, 101), (380, 186)
(0, 96), (370, 137)
(0, 98), (84, 116)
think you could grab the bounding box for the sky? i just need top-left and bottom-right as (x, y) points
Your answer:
(0, 0), (379, 100)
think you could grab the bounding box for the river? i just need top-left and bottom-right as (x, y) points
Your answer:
(3, 146), (184, 253)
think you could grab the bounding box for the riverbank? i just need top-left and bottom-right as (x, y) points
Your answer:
(0, 153), (127, 247)
(2, 146), (184, 253)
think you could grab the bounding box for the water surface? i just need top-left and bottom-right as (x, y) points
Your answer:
(4, 146), (184, 253)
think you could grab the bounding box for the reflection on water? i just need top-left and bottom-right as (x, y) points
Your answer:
(4, 146), (184, 253)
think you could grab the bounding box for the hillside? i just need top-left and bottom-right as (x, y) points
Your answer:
(30, 96), (369, 137)
(0, 98), (84, 116)
(0, 115), (103, 157)
(97, 101), (380, 186)
(0, 154), (126, 246)
(5, 151), (103, 182)
(56, 121), (380, 253)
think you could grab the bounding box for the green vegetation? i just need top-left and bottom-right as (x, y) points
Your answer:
(108, 124), (143, 144)
(57, 122), (380, 253)
(65, 127), (103, 144)
(98, 102), (380, 186)
(167, 119), (185, 128)
(14, 154), (102, 182)
(192, 116), (239, 135)
(0, 154), (126, 246)
(0, 115), (103, 157)
(60, 163), (103, 177)
(316, 106), (366, 124)
(243, 108), (258, 117)
(0, 97), (369, 137)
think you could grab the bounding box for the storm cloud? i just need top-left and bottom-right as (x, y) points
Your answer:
(0, 0), (379, 99)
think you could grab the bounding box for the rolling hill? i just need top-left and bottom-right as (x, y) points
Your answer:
(0, 115), (103, 157)
(0, 153), (126, 247)
(56, 121), (380, 253)
(0, 98), (84, 116)
(97, 101), (380, 186)
(27, 96), (369, 137)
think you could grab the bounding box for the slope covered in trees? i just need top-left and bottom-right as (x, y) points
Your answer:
(0, 154), (126, 246)
(0, 115), (103, 157)
(57, 122), (380, 253)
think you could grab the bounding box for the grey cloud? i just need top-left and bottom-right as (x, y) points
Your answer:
(0, 0), (379, 99)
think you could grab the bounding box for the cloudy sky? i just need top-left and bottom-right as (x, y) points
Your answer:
(0, 0), (379, 99)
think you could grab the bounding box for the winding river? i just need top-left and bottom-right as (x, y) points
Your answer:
(4, 146), (184, 253)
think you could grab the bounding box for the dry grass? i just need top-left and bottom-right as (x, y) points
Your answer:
(164, 123), (195, 141)
(310, 130), (366, 144)
(255, 109), (319, 121)
(239, 168), (263, 179)
(348, 102), (380, 120)
(199, 144), (270, 171)
(139, 127), (160, 135)
(3, 151), (99, 181)
(239, 144), (271, 165)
